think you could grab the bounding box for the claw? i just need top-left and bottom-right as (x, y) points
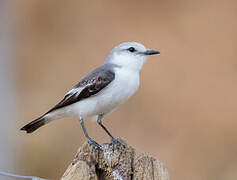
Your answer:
(111, 138), (126, 151)
(112, 138), (126, 146)
(87, 138), (103, 150)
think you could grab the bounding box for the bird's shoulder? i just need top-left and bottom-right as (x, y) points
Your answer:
(73, 64), (116, 89)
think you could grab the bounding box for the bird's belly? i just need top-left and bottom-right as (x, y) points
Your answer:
(68, 69), (140, 117)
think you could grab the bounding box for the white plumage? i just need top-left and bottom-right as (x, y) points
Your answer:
(21, 41), (160, 148)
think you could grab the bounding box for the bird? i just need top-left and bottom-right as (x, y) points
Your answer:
(20, 42), (160, 149)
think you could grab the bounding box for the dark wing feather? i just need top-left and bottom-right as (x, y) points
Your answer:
(46, 66), (115, 114)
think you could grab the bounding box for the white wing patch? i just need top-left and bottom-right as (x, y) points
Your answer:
(65, 87), (84, 97)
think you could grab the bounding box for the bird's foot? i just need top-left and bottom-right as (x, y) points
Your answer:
(111, 137), (126, 146)
(87, 138), (103, 150)
(111, 137), (126, 151)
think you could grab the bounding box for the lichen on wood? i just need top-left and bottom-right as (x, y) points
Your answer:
(61, 138), (169, 180)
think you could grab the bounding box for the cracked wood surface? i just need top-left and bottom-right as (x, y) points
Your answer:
(61, 138), (169, 180)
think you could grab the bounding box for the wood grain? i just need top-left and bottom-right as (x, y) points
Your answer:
(61, 138), (169, 180)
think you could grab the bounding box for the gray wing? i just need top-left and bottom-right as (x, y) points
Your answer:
(46, 65), (115, 114)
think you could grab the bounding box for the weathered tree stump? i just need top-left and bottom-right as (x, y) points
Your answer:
(61, 138), (169, 180)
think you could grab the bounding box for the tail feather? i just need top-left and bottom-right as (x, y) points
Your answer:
(20, 116), (48, 133)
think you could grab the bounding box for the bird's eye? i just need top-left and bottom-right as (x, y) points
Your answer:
(127, 47), (136, 53)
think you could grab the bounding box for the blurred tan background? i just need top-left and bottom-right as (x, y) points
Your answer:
(1, 0), (237, 179)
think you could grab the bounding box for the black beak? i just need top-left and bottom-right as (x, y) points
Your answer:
(144, 49), (160, 55)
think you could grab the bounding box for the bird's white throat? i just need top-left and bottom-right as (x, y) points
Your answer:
(106, 53), (147, 72)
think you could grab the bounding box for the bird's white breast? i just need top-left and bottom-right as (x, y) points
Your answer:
(67, 67), (140, 118)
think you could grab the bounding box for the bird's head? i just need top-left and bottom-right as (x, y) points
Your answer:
(105, 42), (160, 71)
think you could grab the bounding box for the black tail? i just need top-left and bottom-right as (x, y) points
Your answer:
(20, 116), (48, 133)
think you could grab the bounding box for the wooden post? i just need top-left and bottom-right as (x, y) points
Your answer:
(61, 138), (169, 180)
